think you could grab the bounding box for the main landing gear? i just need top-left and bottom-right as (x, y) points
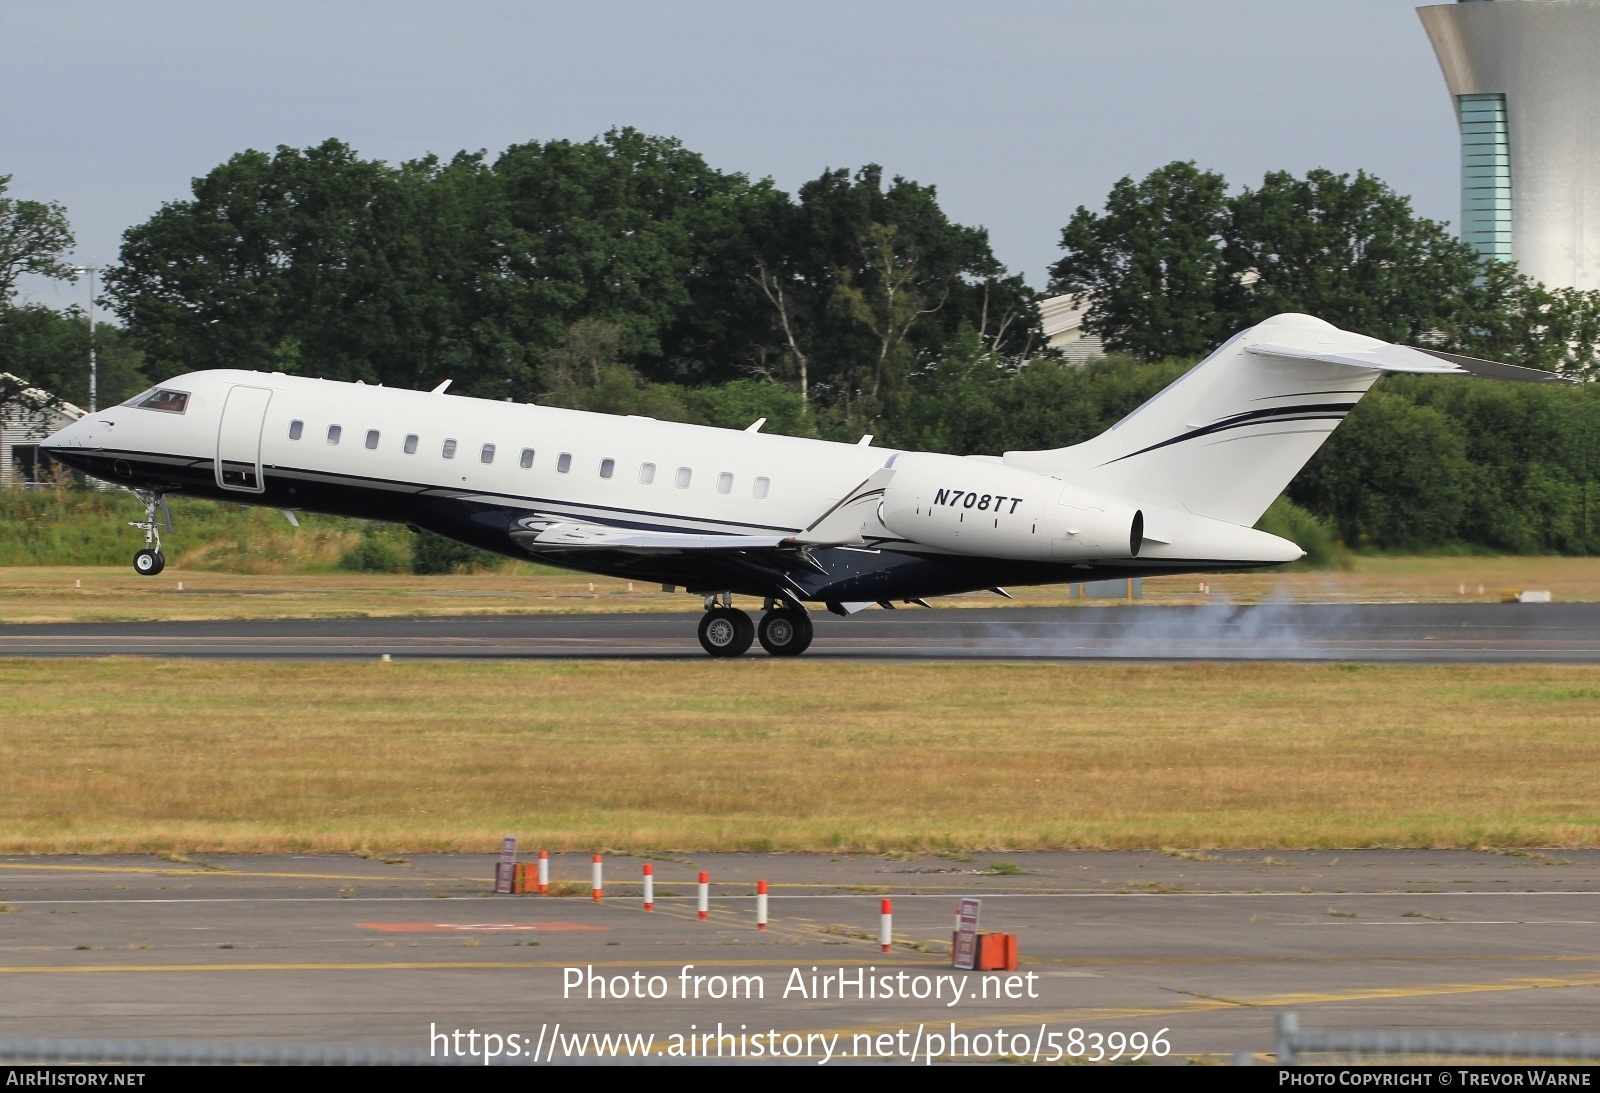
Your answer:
(696, 595), (814, 658)
(130, 490), (168, 576)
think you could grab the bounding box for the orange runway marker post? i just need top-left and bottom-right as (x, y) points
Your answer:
(880, 898), (893, 953)
(698, 872), (709, 921)
(756, 880), (768, 930)
(642, 863), (654, 911)
(591, 853), (603, 902)
(537, 850), (549, 896)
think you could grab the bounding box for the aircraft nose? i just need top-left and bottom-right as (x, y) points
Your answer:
(42, 413), (103, 453)
(42, 417), (86, 450)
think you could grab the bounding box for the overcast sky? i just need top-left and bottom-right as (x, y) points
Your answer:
(4, 1), (1461, 308)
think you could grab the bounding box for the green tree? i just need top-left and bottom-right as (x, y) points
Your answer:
(1225, 168), (1482, 344)
(1051, 163), (1493, 362)
(1048, 161), (1233, 360)
(0, 175), (76, 300)
(1444, 261), (1600, 379)
(491, 128), (774, 390)
(673, 379), (814, 438)
(1289, 390), (1471, 550)
(106, 141), (512, 393)
(749, 165), (1038, 430)
(0, 304), (147, 407)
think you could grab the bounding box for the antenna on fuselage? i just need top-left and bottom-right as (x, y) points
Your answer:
(430, 379), (452, 394)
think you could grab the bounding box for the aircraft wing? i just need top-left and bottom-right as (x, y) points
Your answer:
(509, 466), (902, 557)
(510, 518), (797, 552)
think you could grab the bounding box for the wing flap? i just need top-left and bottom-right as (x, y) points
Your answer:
(511, 518), (794, 552)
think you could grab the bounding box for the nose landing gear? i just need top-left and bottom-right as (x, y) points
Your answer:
(129, 490), (169, 576)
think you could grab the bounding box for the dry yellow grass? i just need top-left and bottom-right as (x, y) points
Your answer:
(6, 555), (1600, 625)
(3, 659), (1599, 853)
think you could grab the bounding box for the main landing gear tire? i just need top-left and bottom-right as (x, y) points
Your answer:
(698, 607), (755, 658)
(133, 549), (165, 576)
(758, 608), (813, 657)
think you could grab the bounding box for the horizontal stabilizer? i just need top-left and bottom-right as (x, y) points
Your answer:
(1413, 347), (1568, 384)
(1246, 342), (1462, 374)
(1248, 342), (1566, 383)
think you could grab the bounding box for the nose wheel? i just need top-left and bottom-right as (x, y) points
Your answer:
(129, 489), (169, 577)
(758, 607), (813, 657)
(698, 606), (754, 657)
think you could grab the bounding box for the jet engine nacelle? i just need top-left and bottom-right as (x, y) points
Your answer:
(878, 453), (1143, 561)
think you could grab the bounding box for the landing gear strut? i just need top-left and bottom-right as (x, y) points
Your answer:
(697, 594), (754, 657)
(130, 490), (167, 576)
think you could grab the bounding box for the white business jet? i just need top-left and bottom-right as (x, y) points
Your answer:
(41, 313), (1554, 657)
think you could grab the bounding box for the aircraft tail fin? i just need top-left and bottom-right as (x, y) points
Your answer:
(1002, 313), (1559, 528)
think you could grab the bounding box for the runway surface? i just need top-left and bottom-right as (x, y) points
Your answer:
(2, 850), (1599, 1064)
(1, 602), (1598, 662)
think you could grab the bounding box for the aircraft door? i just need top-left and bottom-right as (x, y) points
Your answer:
(216, 385), (273, 493)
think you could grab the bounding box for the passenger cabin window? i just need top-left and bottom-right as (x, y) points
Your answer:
(557, 453), (572, 473)
(404, 434), (418, 455)
(135, 389), (189, 414)
(753, 477), (771, 499)
(675, 467), (692, 489)
(441, 438), (457, 459)
(599, 458), (615, 479)
(365, 429), (380, 450)
(480, 443), (495, 464)
(327, 425), (342, 445)
(288, 420), (303, 440)
(716, 472), (733, 495)
(520, 448), (535, 469)
(639, 462), (656, 485)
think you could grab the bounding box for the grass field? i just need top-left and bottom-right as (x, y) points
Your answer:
(4, 659), (1599, 854)
(5, 555), (1600, 624)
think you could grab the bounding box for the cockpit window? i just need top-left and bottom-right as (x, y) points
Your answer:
(133, 389), (189, 414)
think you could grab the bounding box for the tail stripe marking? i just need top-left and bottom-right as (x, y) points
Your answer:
(1102, 402), (1357, 466)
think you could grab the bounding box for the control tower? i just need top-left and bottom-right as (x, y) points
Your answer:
(1418, 0), (1600, 290)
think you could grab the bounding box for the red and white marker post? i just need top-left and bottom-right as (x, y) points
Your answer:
(643, 863), (654, 911)
(880, 898), (893, 953)
(537, 850), (549, 896)
(698, 871), (709, 921)
(756, 880), (768, 930)
(591, 853), (603, 902)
